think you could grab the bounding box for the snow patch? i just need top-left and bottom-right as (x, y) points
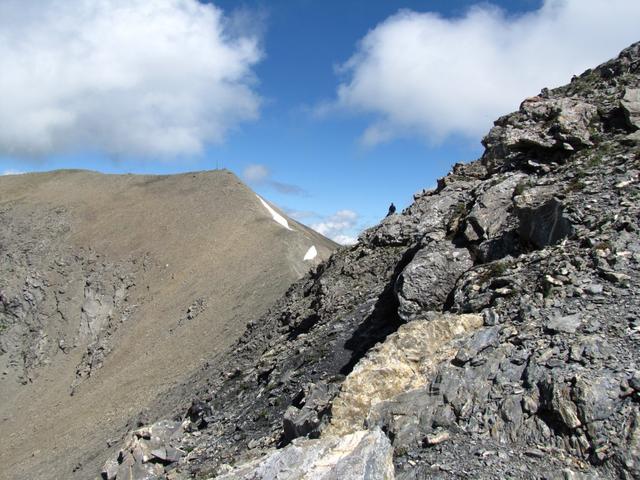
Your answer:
(257, 195), (292, 231)
(303, 245), (318, 261)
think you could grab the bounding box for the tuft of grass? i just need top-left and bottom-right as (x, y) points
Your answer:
(487, 261), (508, 277)
(478, 260), (510, 283)
(586, 155), (603, 168)
(452, 201), (469, 218)
(566, 178), (586, 192)
(447, 201), (470, 238)
(513, 180), (533, 197)
(594, 240), (612, 252)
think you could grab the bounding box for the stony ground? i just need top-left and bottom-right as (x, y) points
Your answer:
(101, 42), (640, 480)
(0, 169), (336, 480)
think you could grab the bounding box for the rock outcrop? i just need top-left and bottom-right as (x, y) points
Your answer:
(103, 42), (640, 479)
(216, 428), (394, 480)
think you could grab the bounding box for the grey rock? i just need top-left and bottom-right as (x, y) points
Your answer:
(283, 406), (320, 443)
(573, 375), (618, 423)
(544, 314), (582, 334)
(396, 242), (473, 320)
(482, 97), (597, 173)
(621, 88), (640, 129)
(517, 196), (573, 249)
(102, 458), (119, 480)
(539, 378), (582, 430)
(599, 269), (631, 286)
(215, 428), (394, 480)
(624, 130), (640, 144)
(584, 284), (603, 295)
(455, 326), (500, 364)
(465, 173), (526, 242)
(102, 420), (185, 479)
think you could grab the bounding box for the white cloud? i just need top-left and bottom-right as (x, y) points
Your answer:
(242, 163), (306, 195)
(0, 0), (262, 159)
(311, 210), (359, 245)
(1, 169), (24, 176)
(332, 234), (358, 246)
(332, 0), (640, 146)
(285, 209), (317, 221)
(243, 164), (270, 183)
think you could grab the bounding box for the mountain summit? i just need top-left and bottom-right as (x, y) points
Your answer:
(0, 169), (336, 479)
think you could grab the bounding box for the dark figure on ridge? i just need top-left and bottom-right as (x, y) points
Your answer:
(387, 202), (396, 216)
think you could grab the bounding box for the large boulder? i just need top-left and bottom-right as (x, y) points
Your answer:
(395, 242), (473, 320)
(514, 186), (573, 249)
(622, 88), (640, 130)
(463, 173), (527, 243)
(215, 428), (395, 480)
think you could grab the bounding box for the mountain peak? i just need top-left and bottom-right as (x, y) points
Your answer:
(0, 168), (336, 479)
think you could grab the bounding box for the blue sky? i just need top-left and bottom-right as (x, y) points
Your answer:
(1, 0), (638, 243)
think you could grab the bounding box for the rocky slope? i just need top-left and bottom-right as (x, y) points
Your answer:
(0, 169), (336, 480)
(100, 42), (640, 480)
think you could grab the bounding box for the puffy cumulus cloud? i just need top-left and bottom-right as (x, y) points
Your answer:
(333, 0), (640, 146)
(0, 0), (262, 159)
(311, 210), (359, 245)
(242, 163), (306, 196)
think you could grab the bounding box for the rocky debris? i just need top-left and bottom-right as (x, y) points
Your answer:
(102, 420), (186, 480)
(105, 42), (640, 479)
(215, 428), (394, 480)
(183, 299), (207, 325)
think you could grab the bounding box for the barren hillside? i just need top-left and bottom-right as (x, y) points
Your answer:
(0, 169), (336, 480)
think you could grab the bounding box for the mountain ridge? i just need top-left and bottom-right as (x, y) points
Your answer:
(98, 41), (640, 479)
(0, 168), (337, 480)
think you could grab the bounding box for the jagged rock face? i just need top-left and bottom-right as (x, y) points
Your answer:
(102, 42), (640, 480)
